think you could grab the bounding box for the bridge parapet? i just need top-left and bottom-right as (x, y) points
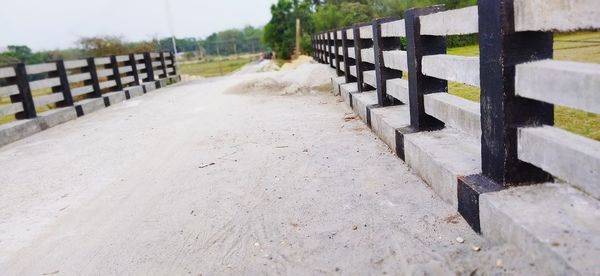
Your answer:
(314, 1), (600, 274)
(0, 51), (180, 147)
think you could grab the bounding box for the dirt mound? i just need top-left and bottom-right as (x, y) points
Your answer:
(280, 55), (314, 71)
(224, 63), (333, 96)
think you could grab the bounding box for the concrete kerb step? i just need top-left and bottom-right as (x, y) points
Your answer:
(324, 60), (599, 275)
(331, 73), (481, 208)
(103, 91), (127, 107)
(0, 119), (42, 148)
(36, 107), (78, 130)
(142, 81), (157, 92)
(124, 85), (145, 99)
(157, 78), (168, 89)
(350, 91), (378, 125)
(403, 127), (481, 208)
(340, 82), (358, 107)
(368, 105), (410, 156)
(75, 98), (105, 117)
(331, 76), (346, 96)
(0, 107), (77, 148)
(480, 183), (600, 275)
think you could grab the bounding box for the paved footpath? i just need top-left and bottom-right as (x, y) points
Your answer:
(0, 67), (542, 274)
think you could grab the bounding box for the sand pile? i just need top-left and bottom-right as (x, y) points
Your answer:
(224, 63), (333, 96)
(280, 55), (314, 71)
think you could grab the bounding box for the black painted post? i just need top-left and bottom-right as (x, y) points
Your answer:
(143, 52), (155, 82)
(54, 60), (74, 107)
(169, 51), (177, 76)
(86, 57), (102, 98)
(327, 31), (334, 68)
(319, 34), (322, 62)
(314, 35), (317, 60)
(109, 55), (123, 91)
(11, 63), (36, 119)
(314, 34), (318, 61)
(319, 33), (324, 63)
(405, 6), (447, 131)
(315, 34), (320, 62)
(159, 52), (168, 78)
(333, 30), (343, 76)
(322, 33), (326, 63)
(373, 17), (403, 106)
(128, 54), (140, 85)
(341, 29), (356, 84)
(457, 0), (554, 233)
(354, 24), (374, 93)
(353, 25), (364, 92)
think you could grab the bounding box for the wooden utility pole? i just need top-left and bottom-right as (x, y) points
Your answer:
(295, 18), (301, 59)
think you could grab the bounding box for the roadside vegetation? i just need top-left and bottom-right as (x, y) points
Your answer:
(262, 0), (478, 60)
(448, 32), (600, 141)
(180, 55), (260, 77)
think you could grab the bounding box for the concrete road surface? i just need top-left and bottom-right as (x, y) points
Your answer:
(0, 65), (541, 275)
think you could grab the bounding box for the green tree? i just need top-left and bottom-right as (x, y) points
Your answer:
(0, 45), (49, 66)
(263, 0), (314, 59)
(313, 2), (373, 31)
(264, 0), (296, 59)
(77, 36), (128, 56)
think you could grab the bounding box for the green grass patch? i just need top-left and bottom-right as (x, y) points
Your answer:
(180, 57), (255, 77)
(447, 32), (600, 141)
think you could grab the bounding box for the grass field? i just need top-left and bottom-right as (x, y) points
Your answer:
(447, 32), (600, 141)
(179, 56), (257, 77)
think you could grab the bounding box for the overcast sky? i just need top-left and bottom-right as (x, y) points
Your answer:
(0, 0), (278, 51)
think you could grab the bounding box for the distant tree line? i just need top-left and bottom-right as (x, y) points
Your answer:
(0, 25), (266, 67)
(159, 26), (266, 57)
(263, 0), (478, 59)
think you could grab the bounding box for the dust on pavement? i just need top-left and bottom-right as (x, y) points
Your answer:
(0, 62), (542, 275)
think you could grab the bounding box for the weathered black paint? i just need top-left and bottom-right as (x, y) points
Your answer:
(128, 54), (140, 86)
(405, 6), (447, 131)
(478, 0), (554, 185)
(86, 57), (102, 98)
(348, 92), (354, 108)
(103, 97), (111, 107)
(341, 29), (357, 84)
(11, 63), (37, 119)
(169, 51), (177, 76)
(354, 24), (375, 93)
(109, 55), (124, 92)
(394, 126), (417, 161)
(373, 17), (403, 106)
(54, 60), (74, 107)
(317, 33), (322, 62)
(454, 0), (554, 233)
(457, 174), (503, 233)
(143, 52), (155, 82)
(365, 104), (379, 128)
(327, 32), (334, 68)
(333, 30), (343, 76)
(159, 52), (168, 78)
(75, 105), (84, 117)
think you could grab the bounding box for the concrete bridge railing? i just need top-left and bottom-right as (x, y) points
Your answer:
(313, 0), (600, 274)
(0, 51), (181, 147)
